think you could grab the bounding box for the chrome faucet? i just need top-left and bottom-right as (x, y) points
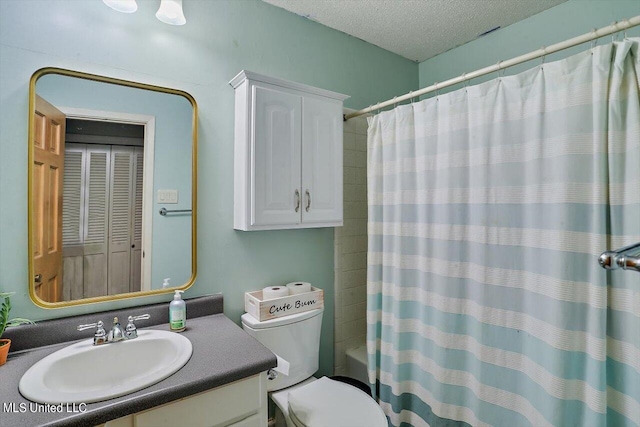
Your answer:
(78, 314), (150, 345)
(107, 317), (125, 342)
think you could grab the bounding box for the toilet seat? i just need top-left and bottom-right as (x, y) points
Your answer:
(287, 377), (387, 427)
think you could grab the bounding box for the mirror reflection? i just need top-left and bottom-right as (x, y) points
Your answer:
(30, 69), (196, 305)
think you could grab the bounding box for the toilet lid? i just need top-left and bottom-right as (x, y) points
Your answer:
(287, 377), (387, 427)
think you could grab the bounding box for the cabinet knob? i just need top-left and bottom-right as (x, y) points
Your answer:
(305, 190), (311, 212)
(294, 189), (300, 212)
(267, 369), (278, 380)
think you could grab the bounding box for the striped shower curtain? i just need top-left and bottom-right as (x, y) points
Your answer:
(367, 39), (640, 427)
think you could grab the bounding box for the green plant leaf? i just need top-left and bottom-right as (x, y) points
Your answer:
(0, 292), (33, 339)
(7, 318), (35, 327)
(0, 295), (10, 338)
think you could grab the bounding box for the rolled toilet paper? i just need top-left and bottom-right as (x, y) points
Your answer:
(262, 286), (289, 300)
(286, 282), (312, 295)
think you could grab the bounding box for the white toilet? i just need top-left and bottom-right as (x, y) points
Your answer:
(241, 308), (387, 427)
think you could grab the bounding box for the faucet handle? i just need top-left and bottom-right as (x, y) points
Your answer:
(77, 320), (107, 345)
(77, 321), (99, 331)
(131, 314), (151, 322)
(125, 314), (151, 339)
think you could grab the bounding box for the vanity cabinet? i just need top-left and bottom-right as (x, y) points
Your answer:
(230, 70), (349, 231)
(102, 373), (268, 427)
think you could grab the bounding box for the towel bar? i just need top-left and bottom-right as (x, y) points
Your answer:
(159, 208), (192, 216)
(599, 241), (640, 273)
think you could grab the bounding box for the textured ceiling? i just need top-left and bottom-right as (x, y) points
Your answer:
(262, 0), (567, 62)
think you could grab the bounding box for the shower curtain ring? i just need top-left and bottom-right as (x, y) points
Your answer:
(590, 29), (598, 54)
(409, 91), (415, 104)
(393, 96), (398, 108)
(611, 21), (618, 43)
(464, 73), (472, 92)
(622, 19), (629, 39)
(540, 46), (547, 69)
(496, 61), (505, 79)
(434, 82), (439, 100)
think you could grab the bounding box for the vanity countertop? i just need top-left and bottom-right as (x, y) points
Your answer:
(0, 296), (277, 427)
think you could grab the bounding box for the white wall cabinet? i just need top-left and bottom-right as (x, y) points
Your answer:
(102, 373), (268, 427)
(230, 70), (349, 231)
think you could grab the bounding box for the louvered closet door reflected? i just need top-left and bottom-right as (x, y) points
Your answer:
(62, 146), (83, 301)
(108, 146), (140, 296)
(84, 146), (110, 298)
(130, 147), (143, 293)
(62, 144), (142, 299)
(62, 143), (110, 300)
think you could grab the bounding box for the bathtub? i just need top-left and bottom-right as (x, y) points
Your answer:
(345, 345), (369, 388)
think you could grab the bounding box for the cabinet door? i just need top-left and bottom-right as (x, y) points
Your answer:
(252, 85), (302, 226)
(134, 374), (266, 427)
(301, 96), (343, 224)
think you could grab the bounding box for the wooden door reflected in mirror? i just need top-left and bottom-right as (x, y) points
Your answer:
(32, 96), (65, 302)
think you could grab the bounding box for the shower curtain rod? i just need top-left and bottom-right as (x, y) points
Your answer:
(344, 15), (640, 121)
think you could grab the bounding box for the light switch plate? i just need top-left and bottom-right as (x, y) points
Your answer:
(158, 189), (178, 204)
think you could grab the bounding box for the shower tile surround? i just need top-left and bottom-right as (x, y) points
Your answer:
(334, 113), (369, 375)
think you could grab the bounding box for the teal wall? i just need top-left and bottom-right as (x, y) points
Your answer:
(37, 74), (193, 289)
(0, 0), (417, 377)
(419, 0), (640, 95)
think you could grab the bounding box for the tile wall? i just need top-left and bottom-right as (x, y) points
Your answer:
(334, 113), (369, 375)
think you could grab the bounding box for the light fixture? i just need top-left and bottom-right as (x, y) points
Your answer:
(155, 0), (186, 26)
(102, 0), (138, 13)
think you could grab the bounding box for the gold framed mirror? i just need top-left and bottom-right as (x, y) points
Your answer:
(28, 68), (197, 308)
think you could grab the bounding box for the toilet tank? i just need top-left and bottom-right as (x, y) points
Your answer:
(241, 308), (324, 391)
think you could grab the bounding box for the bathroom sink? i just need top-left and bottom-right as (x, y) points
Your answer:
(19, 330), (192, 404)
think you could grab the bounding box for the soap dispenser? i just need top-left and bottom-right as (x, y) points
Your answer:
(169, 290), (186, 332)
